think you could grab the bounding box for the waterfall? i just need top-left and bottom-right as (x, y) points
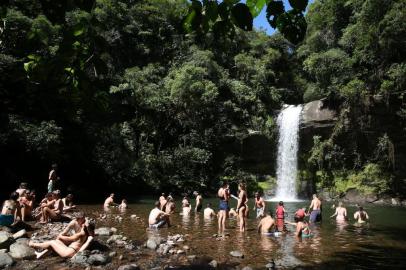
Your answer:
(273, 105), (302, 201)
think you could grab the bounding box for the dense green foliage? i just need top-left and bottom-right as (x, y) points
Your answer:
(1, 0), (405, 199)
(299, 0), (406, 197)
(0, 0), (300, 198)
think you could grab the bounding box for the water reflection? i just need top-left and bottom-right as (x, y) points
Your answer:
(77, 200), (406, 269)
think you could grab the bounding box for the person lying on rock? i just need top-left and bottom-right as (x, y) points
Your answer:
(41, 190), (63, 224)
(29, 218), (95, 259)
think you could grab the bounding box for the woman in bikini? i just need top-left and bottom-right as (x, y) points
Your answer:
(236, 183), (247, 232)
(29, 219), (95, 259)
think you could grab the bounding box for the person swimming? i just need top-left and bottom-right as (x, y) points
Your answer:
(330, 201), (347, 222)
(204, 203), (216, 219)
(257, 212), (276, 234)
(354, 206), (369, 224)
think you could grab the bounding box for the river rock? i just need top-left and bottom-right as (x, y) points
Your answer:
(118, 264), (140, 270)
(0, 232), (13, 250)
(0, 253), (14, 268)
(87, 253), (111, 266)
(130, 215), (137, 219)
(183, 245), (189, 250)
(8, 242), (35, 259)
(95, 227), (113, 236)
(230, 251), (244, 258)
(109, 251), (116, 257)
(146, 239), (158, 250)
(177, 249), (185, 254)
(208, 260), (218, 268)
(70, 251), (89, 265)
(187, 255), (197, 261)
(110, 227), (118, 234)
(242, 267), (253, 270)
(0, 249), (7, 253)
(391, 198), (400, 206)
(265, 259), (276, 269)
(12, 229), (27, 240)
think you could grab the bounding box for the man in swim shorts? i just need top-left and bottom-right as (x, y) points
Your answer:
(149, 201), (170, 228)
(254, 192), (266, 218)
(309, 194), (322, 223)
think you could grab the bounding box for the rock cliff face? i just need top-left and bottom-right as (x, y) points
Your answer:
(300, 99), (337, 152)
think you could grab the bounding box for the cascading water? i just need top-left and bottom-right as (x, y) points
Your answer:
(273, 104), (302, 201)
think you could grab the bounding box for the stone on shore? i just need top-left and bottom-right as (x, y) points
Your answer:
(208, 260), (218, 268)
(95, 227), (113, 236)
(87, 253), (111, 266)
(146, 239), (158, 250)
(0, 252), (14, 268)
(70, 251), (89, 265)
(118, 264), (140, 270)
(230, 250), (244, 258)
(12, 230), (27, 240)
(242, 266), (253, 270)
(8, 242), (35, 260)
(0, 232), (13, 250)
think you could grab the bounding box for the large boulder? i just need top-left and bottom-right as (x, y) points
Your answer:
(343, 188), (378, 203)
(0, 232), (13, 250)
(0, 253), (14, 268)
(8, 242), (35, 260)
(146, 239), (158, 250)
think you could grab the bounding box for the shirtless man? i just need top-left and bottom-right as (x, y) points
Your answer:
(257, 213), (276, 234)
(203, 203), (216, 219)
(354, 206), (369, 223)
(309, 194), (322, 223)
(42, 190), (64, 223)
(254, 192), (266, 218)
(149, 201), (170, 228)
(195, 192), (203, 212)
(158, 193), (167, 210)
(165, 197), (176, 214)
(103, 193), (117, 208)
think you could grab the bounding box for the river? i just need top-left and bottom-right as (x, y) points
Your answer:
(79, 198), (406, 269)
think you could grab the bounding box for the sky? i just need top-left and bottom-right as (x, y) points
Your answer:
(248, 0), (315, 35)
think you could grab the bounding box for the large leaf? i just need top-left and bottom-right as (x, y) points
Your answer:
(231, 3), (253, 31)
(246, 0), (266, 18)
(266, 0), (285, 28)
(289, 0), (308, 12)
(276, 10), (307, 44)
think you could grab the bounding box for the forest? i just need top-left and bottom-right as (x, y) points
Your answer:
(1, 0), (405, 201)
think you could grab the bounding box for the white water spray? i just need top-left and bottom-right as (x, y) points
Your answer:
(273, 105), (302, 201)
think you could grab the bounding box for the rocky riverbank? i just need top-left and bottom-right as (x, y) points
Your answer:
(1, 217), (277, 270)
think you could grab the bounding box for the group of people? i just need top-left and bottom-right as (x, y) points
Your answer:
(0, 182), (76, 227)
(146, 181), (371, 241)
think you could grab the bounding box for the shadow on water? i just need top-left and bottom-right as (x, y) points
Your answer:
(295, 244), (406, 270)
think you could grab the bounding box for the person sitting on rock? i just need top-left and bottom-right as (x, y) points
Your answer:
(41, 190), (63, 224)
(16, 182), (28, 197)
(29, 218), (95, 259)
(0, 192), (19, 226)
(203, 203), (216, 219)
(60, 212), (86, 237)
(18, 190), (34, 222)
(33, 192), (54, 221)
(62, 194), (76, 212)
(149, 201), (170, 228)
(118, 199), (128, 211)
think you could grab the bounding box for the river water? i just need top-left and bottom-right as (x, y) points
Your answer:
(79, 198), (406, 269)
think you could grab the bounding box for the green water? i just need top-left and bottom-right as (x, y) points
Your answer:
(80, 198), (406, 269)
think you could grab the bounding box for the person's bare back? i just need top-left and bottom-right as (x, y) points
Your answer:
(258, 215), (275, 233)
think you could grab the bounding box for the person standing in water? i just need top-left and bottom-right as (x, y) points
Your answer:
(48, 164), (59, 193)
(149, 201), (170, 228)
(159, 193), (167, 211)
(204, 203), (216, 219)
(309, 194), (322, 223)
(354, 206), (369, 224)
(330, 201), (347, 222)
(194, 192), (203, 212)
(103, 193), (118, 209)
(217, 181), (230, 235)
(254, 192), (266, 218)
(236, 183), (248, 232)
(275, 201), (286, 231)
